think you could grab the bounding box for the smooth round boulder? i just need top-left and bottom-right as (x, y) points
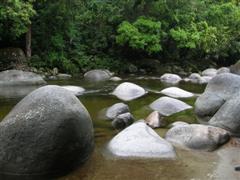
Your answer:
(217, 67), (230, 74)
(202, 68), (217, 77)
(145, 111), (166, 128)
(0, 85), (94, 177)
(187, 73), (212, 84)
(208, 91), (240, 136)
(105, 103), (129, 120)
(110, 76), (122, 81)
(195, 73), (240, 125)
(62, 85), (85, 96)
(150, 96), (192, 116)
(160, 87), (194, 98)
(84, 69), (112, 82)
(165, 124), (230, 151)
(160, 73), (182, 84)
(0, 70), (46, 86)
(106, 121), (176, 159)
(111, 112), (134, 130)
(187, 73), (201, 84)
(112, 82), (147, 101)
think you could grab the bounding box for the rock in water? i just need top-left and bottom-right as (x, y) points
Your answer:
(145, 111), (166, 128)
(105, 103), (129, 120)
(160, 87), (194, 98)
(208, 91), (240, 136)
(107, 121), (176, 158)
(112, 82), (146, 101)
(195, 73), (240, 120)
(217, 67), (230, 74)
(160, 73), (182, 84)
(61, 85), (85, 96)
(165, 124), (230, 151)
(0, 85), (94, 177)
(0, 70), (46, 86)
(111, 113), (134, 130)
(168, 121), (189, 128)
(201, 68), (217, 77)
(149, 96), (192, 116)
(84, 69), (112, 82)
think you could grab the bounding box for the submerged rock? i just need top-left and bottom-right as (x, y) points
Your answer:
(107, 121), (176, 158)
(112, 82), (147, 101)
(105, 103), (129, 120)
(61, 85), (85, 96)
(160, 73), (182, 84)
(84, 69), (112, 82)
(0, 85), (94, 177)
(160, 87), (194, 98)
(145, 111), (166, 128)
(112, 112), (134, 130)
(0, 70), (46, 86)
(149, 96), (192, 116)
(165, 124), (230, 151)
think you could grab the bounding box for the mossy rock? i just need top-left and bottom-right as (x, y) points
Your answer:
(0, 48), (26, 71)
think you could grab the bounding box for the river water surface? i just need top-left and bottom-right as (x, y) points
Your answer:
(0, 76), (239, 180)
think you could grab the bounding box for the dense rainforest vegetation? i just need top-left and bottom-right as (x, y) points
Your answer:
(0, 0), (240, 74)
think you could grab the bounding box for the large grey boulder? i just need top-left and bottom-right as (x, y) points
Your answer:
(208, 91), (240, 136)
(107, 121), (176, 158)
(160, 73), (182, 84)
(112, 82), (147, 101)
(0, 70), (46, 86)
(111, 112), (134, 130)
(84, 69), (112, 82)
(165, 124), (230, 151)
(61, 85), (85, 96)
(0, 85), (94, 177)
(160, 87), (194, 98)
(195, 73), (240, 126)
(105, 103), (129, 120)
(149, 96), (192, 116)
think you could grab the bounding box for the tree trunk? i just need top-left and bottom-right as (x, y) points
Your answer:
(26, 25), (32, 59)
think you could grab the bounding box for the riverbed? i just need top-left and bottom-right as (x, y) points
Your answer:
(0, 76), (239, 180)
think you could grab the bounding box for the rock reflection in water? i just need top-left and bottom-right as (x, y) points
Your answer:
(0, 85), (42, 99)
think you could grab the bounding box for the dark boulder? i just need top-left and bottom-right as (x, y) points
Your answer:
(0, 85), (94, 178)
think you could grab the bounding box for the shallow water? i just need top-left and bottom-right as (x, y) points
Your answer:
(0, 76), (239, 180)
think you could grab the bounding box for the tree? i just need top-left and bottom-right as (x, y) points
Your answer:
(0, 0), (35, 58)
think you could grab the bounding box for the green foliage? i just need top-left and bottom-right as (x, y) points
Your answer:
(0, 0), (35, 40)
(1, 0), (240, 73)
(116, 17), (162, 54)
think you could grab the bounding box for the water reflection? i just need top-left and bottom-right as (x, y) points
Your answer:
(0, 85), (42, 99)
